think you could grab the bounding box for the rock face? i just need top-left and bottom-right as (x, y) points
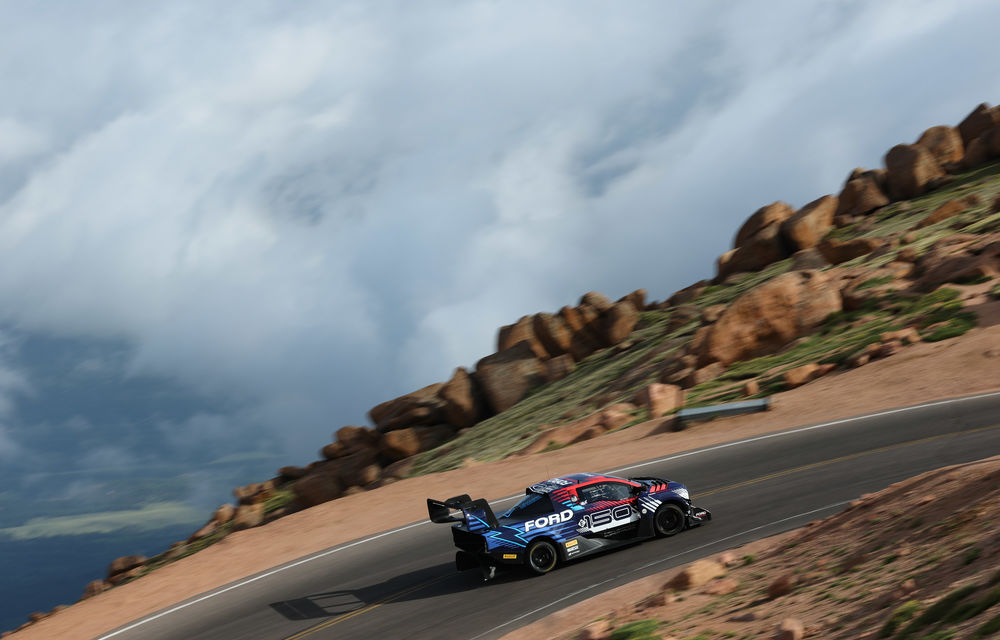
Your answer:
(335, 425), (380, 451)
(885, 144), (945, 200)
(106, 555), (146, 580)
(697, 270), (842, 366)
(231, 503), (264, 530)
(668, 280), (708, 306)
(379, 425), (453, 461)
(957, 103), (1000, 145)
(544, 354), (576, 382)
(437, 367), (486, 428)
(368, 383), (447, 432)
(497, 316), (549, 359)
(836, 174), (890, 219)
(718, 224), (791, 280)
(634, 383), (684, 418)
(915, 125), (964, 165)
(532, 313), (574, 358)
(915, 235), (1000, 291)
(781, 195), (837, 251)
(80, 580), (110, 601)
(474, 341), (546, 413)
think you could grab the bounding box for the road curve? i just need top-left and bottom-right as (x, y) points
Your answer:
(98, 392), (1000, 640)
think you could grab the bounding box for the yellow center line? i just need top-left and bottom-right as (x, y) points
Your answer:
(697, 422), (1000, 498)
(281, 422), (1000, 638)
(283, 574), (451, 640)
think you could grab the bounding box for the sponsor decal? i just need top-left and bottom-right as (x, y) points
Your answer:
(577, 505), (637, 533)
(502, 553), (518, 559)
(565, 539), (578, 548)
(523, 509), (574, 532)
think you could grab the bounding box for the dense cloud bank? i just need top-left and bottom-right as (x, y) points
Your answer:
(0, 1), (999, 497)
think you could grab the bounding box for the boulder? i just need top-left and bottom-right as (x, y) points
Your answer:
(915, 235), (1000, 291)
(782, 363), (834, 389)
(578, 620), (611, 640)
(475, 342), (547, 413)
(335, 425), (380, 451)
(599, 404), (635, 431)
(885, 144), (945, 200)
(320, 442), (346, 460)
(580, 291), (614, 312)
(817, 236), (883, 264)
(702, 578), (739, 596)
(957, 103), (1000, 145)
(559, 305), (603, 357)
(914, 198), (968, 230)
(544, 354), (576, 382)
(665, 559), (726, 590)
(212, 504), (236, 525)
(717, 224), (791, 280)
(106, 555), (147, 581)
(437, 367), (487, 428)
(278, 465), (309, 480)
(697, 271), (842, 366)
(292, 472), (342, 508)
(187, 521), (217, 542)
(601, 301), (639, 345)
(701, 304), (726, 325)
(880, 327), (920, 345)
(379, 425), (452, 461)
(618, 289), (647, 311)
(520, 419), (603, 455)
(332, 447), (380, 485)
(781, 195), (837, 251)
(497, 316), (549, 359)
(734, 202), (795, 248)
(915, 125), (964, 165)
(233, 480), (275, 506)
(684, 362), (726, 388)
(768, 573), (797, 598)
(80, 580), (110, 601)
(962, 135), (992, 169)
(773, 618), (804, 640)
(532, 313), (573, 358)
(382, 457), (416, 480)
(668, 281), (708, 306)
(231, 503), (264, 531)
(835, 175), (890, 219)
(634, 383), (684, 418)
(742, 379), (760, 396)
(368, 383), (447, 432)
(790, 248), (830, 271)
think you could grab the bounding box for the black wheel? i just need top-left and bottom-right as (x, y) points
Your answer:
(526, 540), (558, 575)
(654, 503), (686, 537)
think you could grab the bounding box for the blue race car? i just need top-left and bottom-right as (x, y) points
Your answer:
(427, 472), (711, 580)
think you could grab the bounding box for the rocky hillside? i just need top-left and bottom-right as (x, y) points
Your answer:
(553, 455), (1000, 640)
(11, 100), (1000, 633)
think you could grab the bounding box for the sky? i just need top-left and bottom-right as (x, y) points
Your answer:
(1, 0), (1000, 514)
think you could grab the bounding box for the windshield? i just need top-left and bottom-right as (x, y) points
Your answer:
(501, 491), (553, 519)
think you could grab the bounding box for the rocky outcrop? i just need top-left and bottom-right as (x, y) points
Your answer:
(368, 383), (447, 432)
(697, 271), (842, 366)
(438, 367), (487, 428)
(292, 472), (342, 508)
(379, 425), (453, 461)
(601, 300), (639, 345)
(666, 559), (726, 590)
(633, 383), (684, 418)
(781, 195), (837, 251)
(913, 197), (970, 230)
(885, 144), (944, 200)
(716, 202), (798, 280)
(915, 234), (1000, 291)
(474, 341), (547, 413)
(734, 202), (795, 248)
(497, 316), (549, 359)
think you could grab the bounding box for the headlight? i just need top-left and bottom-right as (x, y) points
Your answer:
(673, 487), (690, 500)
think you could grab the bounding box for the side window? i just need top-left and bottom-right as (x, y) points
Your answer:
(605, 482), (633, 501)
(578, 482), (632, 504)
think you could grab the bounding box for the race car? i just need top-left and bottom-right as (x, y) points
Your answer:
(427, 472), (711, 580)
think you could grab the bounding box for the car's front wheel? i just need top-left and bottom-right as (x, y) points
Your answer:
(526, 540), (558, 575)
(654, 503), (686, 537)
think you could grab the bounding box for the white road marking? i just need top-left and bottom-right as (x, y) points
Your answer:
(468, 501), (850, 640)
(95, 389), (1000, 639)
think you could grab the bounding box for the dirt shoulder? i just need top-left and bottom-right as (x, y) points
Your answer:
(503, 455), (1000, 640)
(8, 314), (1000, 640)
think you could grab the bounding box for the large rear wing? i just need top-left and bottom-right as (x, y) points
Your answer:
(427, 494), (499, 530)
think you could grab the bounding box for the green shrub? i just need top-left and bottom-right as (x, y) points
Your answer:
(882, 601), (921, 637)
(922, 313), (976, 342)
(857, 275), (894, 290)
(608, 619), (660, 640)
(963, 547), (982, 565)
(974, 611), (1000, 638)
(897, 585), (978, 638)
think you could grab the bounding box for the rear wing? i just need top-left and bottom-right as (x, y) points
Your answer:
(427, 494), (499, 530)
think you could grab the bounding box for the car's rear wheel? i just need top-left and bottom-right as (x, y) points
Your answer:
(654, 503), (686, 537)
(526, 540), (558, 575)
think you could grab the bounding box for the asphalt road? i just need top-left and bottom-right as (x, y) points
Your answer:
(98, 392), (1000, 640)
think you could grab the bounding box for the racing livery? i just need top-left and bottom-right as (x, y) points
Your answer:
(427, 472), (711, 579)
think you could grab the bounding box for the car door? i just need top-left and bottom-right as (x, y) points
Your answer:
(575, 481), (641, 538)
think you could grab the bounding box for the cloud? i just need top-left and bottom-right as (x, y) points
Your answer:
(0, 0), (999, 472)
